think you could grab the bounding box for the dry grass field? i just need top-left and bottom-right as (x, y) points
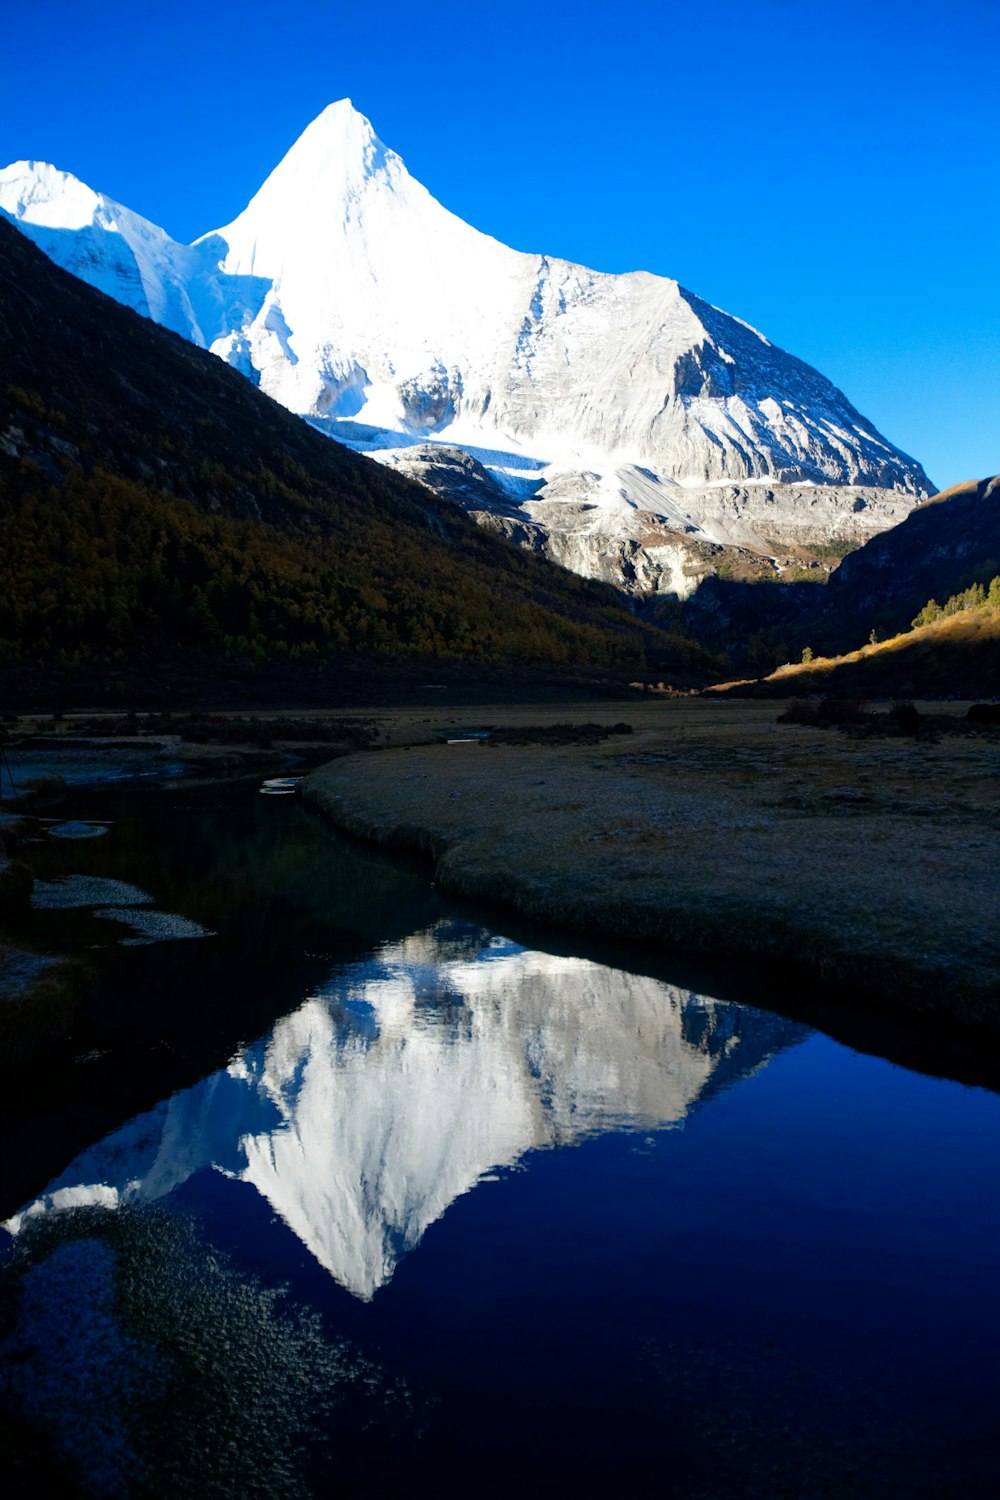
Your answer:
(303, 698), (1000, 1032)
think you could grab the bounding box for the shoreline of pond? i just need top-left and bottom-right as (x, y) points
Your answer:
(301, 699), (1000, 1040)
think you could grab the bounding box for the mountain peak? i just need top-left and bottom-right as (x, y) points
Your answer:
(298, 97), (380, 149)
(203, 99), (403, 279)
(0, 159), (102, 230)
(258, 97), (391, 194)
(313, 97), (366, 126)
(2, 109), (934, 593)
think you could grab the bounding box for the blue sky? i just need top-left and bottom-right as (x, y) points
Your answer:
(2, 0), (997, 489)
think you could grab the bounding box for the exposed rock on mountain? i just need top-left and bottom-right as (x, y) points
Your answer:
(1, 101), (932, 594)
(374, 443), (528, 522)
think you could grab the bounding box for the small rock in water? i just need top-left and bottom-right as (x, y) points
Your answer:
(48, 821), (111, 840)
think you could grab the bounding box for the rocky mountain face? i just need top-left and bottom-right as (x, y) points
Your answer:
(1, 102), (932, 595)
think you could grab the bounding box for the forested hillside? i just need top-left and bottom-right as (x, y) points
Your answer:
(0, 219), (719, 701)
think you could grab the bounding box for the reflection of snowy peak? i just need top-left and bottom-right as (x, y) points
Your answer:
(7, 925), (804, 1300)
(1, 103), (931, 593)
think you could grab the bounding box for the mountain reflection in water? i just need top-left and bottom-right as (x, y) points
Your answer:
(6, 921), (804, 1299)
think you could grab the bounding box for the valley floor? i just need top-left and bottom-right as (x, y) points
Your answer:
(302, 698), (1000, 1036)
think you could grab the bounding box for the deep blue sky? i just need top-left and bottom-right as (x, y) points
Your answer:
(3, 0), (997, 489)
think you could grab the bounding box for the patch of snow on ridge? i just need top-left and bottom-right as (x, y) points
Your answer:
(0, 160), (101, 230)
(0, 161), (271, 349)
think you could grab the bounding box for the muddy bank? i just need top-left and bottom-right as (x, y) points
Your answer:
(302, 699), (1000, 1034)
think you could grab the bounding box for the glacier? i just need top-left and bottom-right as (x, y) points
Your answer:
(0, 101), (933, 595)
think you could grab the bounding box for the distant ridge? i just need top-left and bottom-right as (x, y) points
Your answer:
(699, 475), (1000, 696)
(820, 474), (1000, 643)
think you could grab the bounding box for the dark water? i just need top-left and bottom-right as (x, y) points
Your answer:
(1, 775), (998, 1497)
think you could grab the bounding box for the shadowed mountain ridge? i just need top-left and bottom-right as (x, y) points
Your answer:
(0, 218), (721, 702)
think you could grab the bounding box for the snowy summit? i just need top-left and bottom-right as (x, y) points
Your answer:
(0, 101), (933, 593)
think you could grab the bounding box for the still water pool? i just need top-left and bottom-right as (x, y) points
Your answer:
(1, 774), (997, 1496)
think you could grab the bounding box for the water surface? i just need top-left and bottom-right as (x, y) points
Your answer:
(1, 776), (997, 1496)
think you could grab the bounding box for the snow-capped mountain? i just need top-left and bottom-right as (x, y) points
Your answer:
(0, 103), (933, 593)
(6, 925), (804, 1300)
(0, 159), (270, 352)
